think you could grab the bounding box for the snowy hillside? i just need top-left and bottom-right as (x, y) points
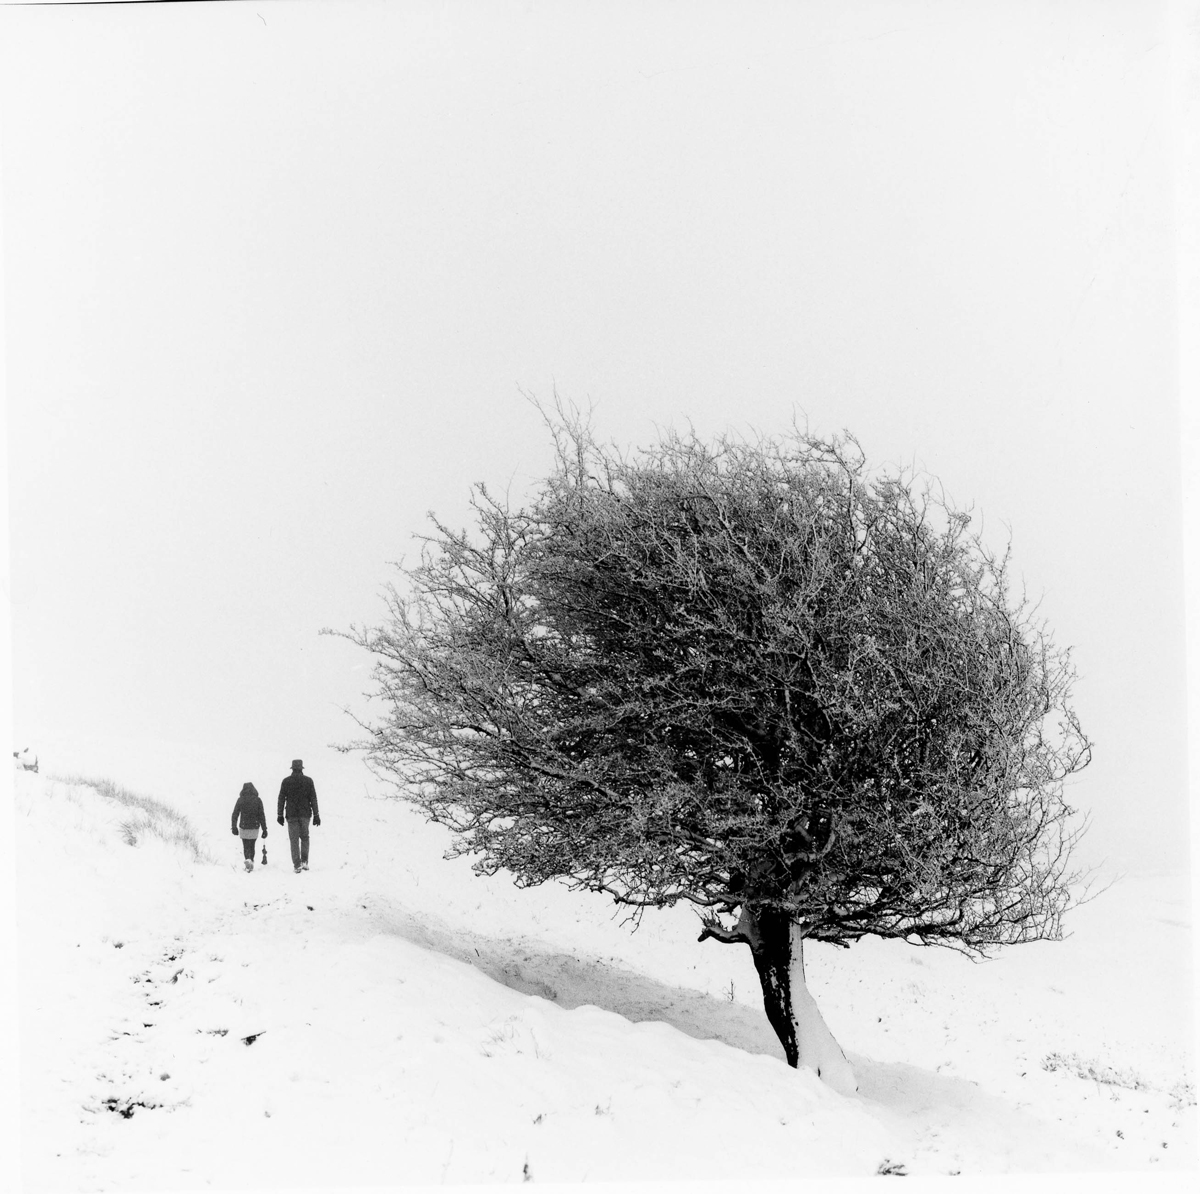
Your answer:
(12, 767), (1197, 1189)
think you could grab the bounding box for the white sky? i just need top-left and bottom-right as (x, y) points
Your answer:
(2, 0), (1193, 875)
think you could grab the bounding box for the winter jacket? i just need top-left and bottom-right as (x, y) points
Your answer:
(277, 770), (319, 821)
(231, 785), (269, 834)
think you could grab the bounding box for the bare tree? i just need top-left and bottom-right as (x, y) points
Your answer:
(334, 414), (1091, 1092)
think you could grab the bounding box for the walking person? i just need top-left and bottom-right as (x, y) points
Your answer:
(231, 782), (268, 873)
(277, 758), (320, 873)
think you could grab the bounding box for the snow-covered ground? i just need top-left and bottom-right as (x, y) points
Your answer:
(10, 761), (1198, 1191)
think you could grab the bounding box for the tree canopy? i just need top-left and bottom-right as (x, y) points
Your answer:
(336, 416), (1091, 1073)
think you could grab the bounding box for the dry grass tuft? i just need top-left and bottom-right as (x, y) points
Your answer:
(60, 775), (211, 863)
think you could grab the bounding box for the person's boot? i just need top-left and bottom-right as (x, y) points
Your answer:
(294, 865), (302, 873)
(244, 858), (253, 873)
(301, 862), (309, 871)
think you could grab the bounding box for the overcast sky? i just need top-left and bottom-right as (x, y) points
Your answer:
(2, 0), (1192, 875)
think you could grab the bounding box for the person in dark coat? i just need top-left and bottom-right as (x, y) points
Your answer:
(277, 758), (320, 873)
(231, 782), (268, 873)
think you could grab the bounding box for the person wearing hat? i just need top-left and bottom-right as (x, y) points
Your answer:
(277, 758), (321, 873)
(230, 782), (268, 873)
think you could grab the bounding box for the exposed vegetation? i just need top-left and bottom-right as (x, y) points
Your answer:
(61, 775), (210, 863)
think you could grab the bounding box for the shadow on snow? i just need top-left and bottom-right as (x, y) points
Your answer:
(360, 890), (1001, 1124)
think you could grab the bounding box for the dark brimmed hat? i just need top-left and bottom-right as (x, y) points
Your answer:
(291, 759), (303, 770)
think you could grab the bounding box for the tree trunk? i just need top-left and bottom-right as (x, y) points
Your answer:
(743, 907), (858, 1095)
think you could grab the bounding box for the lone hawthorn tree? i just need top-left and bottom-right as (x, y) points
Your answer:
(338, 417), (1090, 1093)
